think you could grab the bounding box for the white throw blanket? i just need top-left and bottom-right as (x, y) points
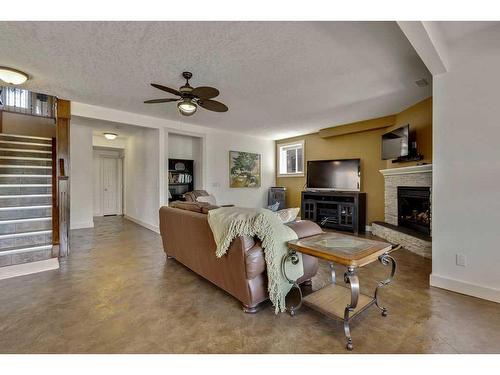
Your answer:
(207, 207), (303, 313)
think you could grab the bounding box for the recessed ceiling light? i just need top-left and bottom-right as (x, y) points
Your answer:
(415, 78), (429, 87)
(104, 133), (118, 140)
(0, 66), (29, 85)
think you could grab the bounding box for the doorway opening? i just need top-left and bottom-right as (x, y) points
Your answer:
(93, 147), (124, 217)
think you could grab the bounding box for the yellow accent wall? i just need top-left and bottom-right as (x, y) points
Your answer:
(276, 97), (432, 225)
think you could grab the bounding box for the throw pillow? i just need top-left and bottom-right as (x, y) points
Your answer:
(275, 207), (300, 223)
(267, 201), (280, 212)
(196, 194), (217, 206)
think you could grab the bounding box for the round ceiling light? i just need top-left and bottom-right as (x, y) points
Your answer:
(0, 66), (29, 85)
(177, 98), (197, 116)
(103, 133), (118, 140)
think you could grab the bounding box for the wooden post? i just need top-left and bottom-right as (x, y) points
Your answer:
(55, 99), (71, 257)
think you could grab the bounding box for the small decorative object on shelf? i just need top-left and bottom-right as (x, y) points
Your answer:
(174, 162), (185, 171)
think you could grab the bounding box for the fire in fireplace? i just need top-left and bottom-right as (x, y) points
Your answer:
(397, 186), (431, 235)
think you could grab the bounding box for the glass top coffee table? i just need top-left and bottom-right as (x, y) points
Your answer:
(283, 232), (399, 351)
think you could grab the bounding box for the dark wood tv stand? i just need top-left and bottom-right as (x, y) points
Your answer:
(301, 191), (366, 234)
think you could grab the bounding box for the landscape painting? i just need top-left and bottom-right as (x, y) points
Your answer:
(229, 151), (261, 188)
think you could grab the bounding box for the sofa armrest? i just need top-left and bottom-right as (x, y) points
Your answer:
(286, 220), (323, 239)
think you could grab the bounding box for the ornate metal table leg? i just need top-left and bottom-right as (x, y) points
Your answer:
(374, 253), (397, 317)
(281, 249), (302, 316)
(329, 262), (336, 284)
(343, 266), (359, 351)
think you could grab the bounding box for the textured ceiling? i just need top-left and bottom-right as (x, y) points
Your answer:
(0, 21), (431, 139)
(72, 116), (151, 138)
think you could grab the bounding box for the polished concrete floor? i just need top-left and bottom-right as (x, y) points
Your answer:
(0, 216), (499, 353)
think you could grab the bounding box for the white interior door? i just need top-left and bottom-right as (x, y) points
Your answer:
(102, 157), (119, 215)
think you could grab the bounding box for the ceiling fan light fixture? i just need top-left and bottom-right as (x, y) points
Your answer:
(104, 132), (118, 140)
(0, 66), (29, 85)
(177, 98), (197, 116)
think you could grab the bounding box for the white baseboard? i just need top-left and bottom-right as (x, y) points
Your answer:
(0, 258), (59, 281)
(430, 273), (500, 304)
(124, 215), (159, 233)
(70, 220), (95, 230)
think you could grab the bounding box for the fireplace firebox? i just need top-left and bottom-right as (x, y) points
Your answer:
(397, 186), (431, 235)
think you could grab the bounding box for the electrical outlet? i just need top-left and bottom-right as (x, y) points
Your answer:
(456, 254), (467, 267)
(211, 182), (220, 188)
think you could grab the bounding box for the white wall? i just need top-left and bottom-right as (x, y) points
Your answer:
(2, 111), (56, 138)
(69, 123), (94, 229)
(431, 28), (500, 302)
(124, 128), (160, 231)
(73, 102), (276, 210)
(204, 130), (274, 207)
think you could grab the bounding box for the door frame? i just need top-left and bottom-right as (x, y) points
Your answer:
(101, 156), (123, 216)
(93, 149), (123, 217)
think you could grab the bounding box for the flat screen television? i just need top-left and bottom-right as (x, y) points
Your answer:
(382, 124), (409, 160)
(306, 159), (360, 191)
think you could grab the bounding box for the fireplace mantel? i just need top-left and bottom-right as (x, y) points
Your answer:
(379, 164), (432, 176)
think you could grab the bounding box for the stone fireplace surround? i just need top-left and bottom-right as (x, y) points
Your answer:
(372, 164), (432, 258)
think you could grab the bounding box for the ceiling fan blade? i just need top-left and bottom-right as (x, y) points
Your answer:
(191, 86), (220, 99)
(144, 98), (179, 104)
(150, 83), (181, 97)
(198, 99), (228, 112)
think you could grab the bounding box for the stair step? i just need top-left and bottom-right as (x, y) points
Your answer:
(0, 205), (51, 211)
(0, 244), (53, 267)
(0, 174), (51, 177)
(0, 217), (52, 235)
(0, 140), (52, 148)
(0, 194), (52, 198)
(0, 156), (52, 161)
(0, 229), (52, 249)
(0, 133), (52, 141)
(0, 230), (52, 239)
(0, 229), (52, 250)
(0, 184), (51, 187)
(0, 148), (52, 154)
(0, 195), (52, 208)
(0, 186), (52, 196)
(0, 217), (52, 224)
(0, 244), (52, 256)
(0, 206), (52, 220)
(0, 164), (52, 169)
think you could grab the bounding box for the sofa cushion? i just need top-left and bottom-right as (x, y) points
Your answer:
(245, 245), (266, 279)
(201, 204), (220, 214)
(170, 201), (204, 213)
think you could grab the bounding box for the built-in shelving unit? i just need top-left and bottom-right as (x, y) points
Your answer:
(168, 158), (194, 202)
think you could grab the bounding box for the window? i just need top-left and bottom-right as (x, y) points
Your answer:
(2, 87), (29, 109)
(277, 140), (305, 177)
(0, 87), (54, 118)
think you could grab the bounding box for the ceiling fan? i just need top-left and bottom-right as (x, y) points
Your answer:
(144, 71), (228, 116)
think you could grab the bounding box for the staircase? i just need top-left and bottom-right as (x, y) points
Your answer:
(0, 133), (53, 267)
